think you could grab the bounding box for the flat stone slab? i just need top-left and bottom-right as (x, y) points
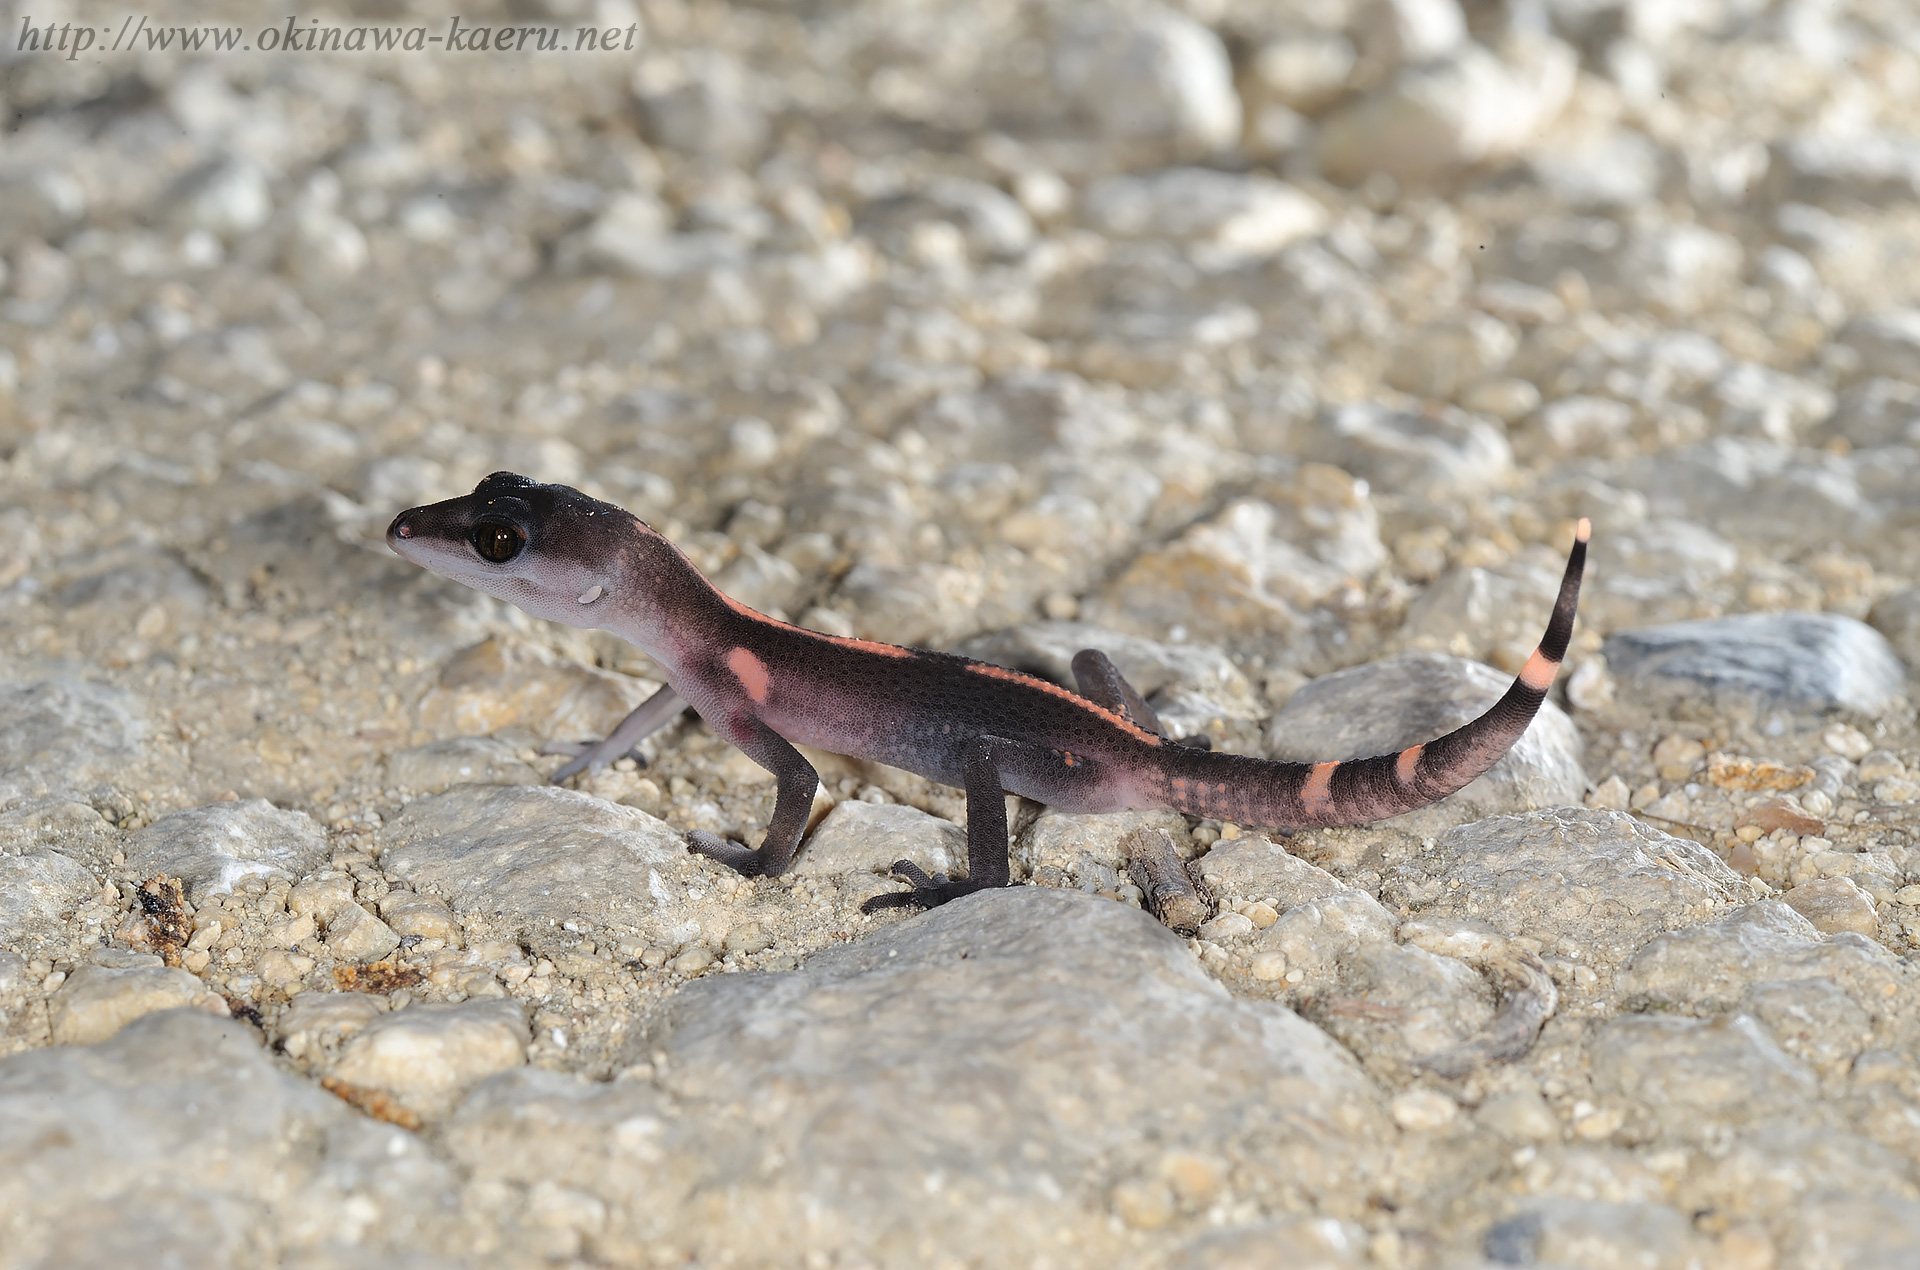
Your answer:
(442, 887), (1391, 1265)
(1381, 808), (1744, 968)
(0, 1009), (460, 1267)
(124, 798), (329, 903)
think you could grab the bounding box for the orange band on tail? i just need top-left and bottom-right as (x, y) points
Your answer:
(1518, 648), (1559, 692)
(1301, 761), (1337, 818)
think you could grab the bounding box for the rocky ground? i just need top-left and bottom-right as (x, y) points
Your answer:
(6, 0), (1920, 1265)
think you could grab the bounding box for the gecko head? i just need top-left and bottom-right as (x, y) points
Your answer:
(387, 472), (636, 628)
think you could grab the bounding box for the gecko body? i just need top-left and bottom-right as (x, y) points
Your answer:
(389, 473), (1588, 910)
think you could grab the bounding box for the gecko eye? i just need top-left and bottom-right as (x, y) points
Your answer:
(472, 522), (526, 563)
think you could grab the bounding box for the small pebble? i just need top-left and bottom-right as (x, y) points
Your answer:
(1389, 1089), (1459, 1132)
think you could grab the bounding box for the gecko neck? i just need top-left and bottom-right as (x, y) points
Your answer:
(596, 521), (738, 677)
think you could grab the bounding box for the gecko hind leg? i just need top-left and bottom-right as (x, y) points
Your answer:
(1070, 649), (1165, 735)
(1070, 649), (1211, 750)
(862, 735), (1095, 912)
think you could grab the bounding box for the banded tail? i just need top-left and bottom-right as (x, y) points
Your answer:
(1160, 519), (1589, 828)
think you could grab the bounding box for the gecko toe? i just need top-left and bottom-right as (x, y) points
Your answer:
(860, 875), (999, 913)
(686, 830), (766, 876)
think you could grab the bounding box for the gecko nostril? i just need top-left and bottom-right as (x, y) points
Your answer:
(395, 522), (413, 538)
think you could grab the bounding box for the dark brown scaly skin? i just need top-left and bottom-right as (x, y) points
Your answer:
(389, 473), (1590, 911)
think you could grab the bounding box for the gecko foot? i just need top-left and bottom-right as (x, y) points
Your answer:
(686, 829), (767, 876)
(859, 859), (996, 912)
(543, 738), (647, 785)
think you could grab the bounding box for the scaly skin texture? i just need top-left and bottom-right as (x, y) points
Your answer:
(389, 473), (1589, 910)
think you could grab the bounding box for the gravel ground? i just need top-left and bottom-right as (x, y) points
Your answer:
(6, 0), (1920, 1265)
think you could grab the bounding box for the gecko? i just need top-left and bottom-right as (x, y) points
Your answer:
(388, 472), (1588, 911)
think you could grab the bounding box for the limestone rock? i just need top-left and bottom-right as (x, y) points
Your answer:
(0, 678), (144, 802)
(1603, 613), (1908, 719)
(444, 888), (1389, 1264)
(1484, 1199), (1708, 1269)
(329, 998), (528, 1119)
(49, 961), (211, 1045)
(1266, 654), (1585, 834)
(124, 798), (328, 904)
(635, 50), (768, 163)
(0, 1010), (457, 1264)
(1617, 900), (1903, 1015)
(1318, 40), (1575, 185)
(790, 800), (962, 878)
(386, 737), (545, 793)
(1083, 169), (1324, 264)
(1589, 1013), (1816, 1134)
(375, 784), (699, 958)
(1052, 4), (1241, 151)
(323, 901), (401, 964)
(1869, 586), (1920, 670)
(1303, 403), (1513, 501)
(1381, 809), (1742, 967)
(0, 850), (102, 961)
(416, 635), (659, 749)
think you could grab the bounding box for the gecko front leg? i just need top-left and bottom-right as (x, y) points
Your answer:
(685, 716), (821, 879)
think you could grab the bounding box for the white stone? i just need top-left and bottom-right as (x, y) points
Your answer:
(1083, 169), (1324, 264)
(329, 998), (528, 1118)
(1053, 4), (1241, 150)
(1318, 40), (1575, 185)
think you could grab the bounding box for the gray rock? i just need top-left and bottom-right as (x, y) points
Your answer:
(1618, 437), (1882, 551)
(1304, 403), (1513, 500)
(0, 678), (144, 801)
(1052, 4), (1241, 151)
(1082, 169), (1324, 262)
(1843, 310), (1920, 382)
(0, 850), (101, 960)
(0, 797), (121, 873)
(1783, 1194), (1920, 1270)
(1302, 940), (1494, 1077)
(1014, 806), (1192, 883)
(1589, 1013), (1816, 1133)
(1586, 518), (1739, 627)
(0, 1009), (458, 1266)
(375, 784), (705, 958)
(1826, 378), (1920, 449)
(1616, 222), (1743, 316)
(857, 178), (1035, 261)
(329, 998), (528, 1119)
(1484, 1199), (1706, 1269)
(385, 737), (545, 793)
(173, 159), (272, 237)
(790, 800), (963, 878)
(49, 962), (211, 1045)
(124, 798), (329, 904)
(1869, 587), (1920, 671)
(446, 888), (1388, 1263)
(324, 901), (401, 964)
(636, 50), (769, 162)
(1266, 653), (1585, 834)
(1742, 976), (1874, 1074)
(1617, 900), (1904, 1016)
(1381, 809), (1743, 967)
(1317, 40), (1574, 185)
(1197, 834), (1346, 910)
(1771, 131), (1920, 205)
(1603, 613), (1908, 719)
